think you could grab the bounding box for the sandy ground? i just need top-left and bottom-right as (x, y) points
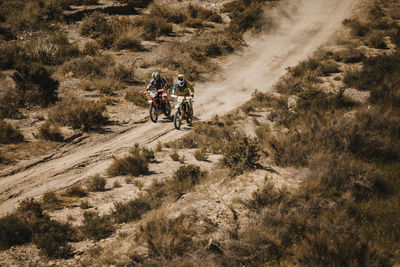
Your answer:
(0, 0), (359, 217)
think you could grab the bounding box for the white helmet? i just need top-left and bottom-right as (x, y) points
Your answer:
(177, 74), (184, 86)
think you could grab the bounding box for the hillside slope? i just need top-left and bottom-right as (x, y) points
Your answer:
(0, 0), (359, 217)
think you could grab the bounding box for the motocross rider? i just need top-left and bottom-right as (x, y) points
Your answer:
(172, 74), (194, 124)
(146, 71), (169, 94)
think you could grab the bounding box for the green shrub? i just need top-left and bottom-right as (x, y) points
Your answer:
(0, 119), (24, 144)
(82, 211), (114, 240)
(125, 88), (148, 107)
(48, 96), (108, 131)
(86, 174), (107, 192)
(112, 197), (151, 223)
(65, 185), (87, 197)
(36, 121), (63, 142)
(107, 144), (154, 177)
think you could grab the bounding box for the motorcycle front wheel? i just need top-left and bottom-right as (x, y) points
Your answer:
(174, 109), (182, 130)
(149, 104), (158, 123)
(186, 107), (193, 124)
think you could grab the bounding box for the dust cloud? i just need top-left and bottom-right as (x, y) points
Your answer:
(195, 0), (359, 119)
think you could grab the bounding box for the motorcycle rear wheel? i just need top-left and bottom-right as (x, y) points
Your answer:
(163, 101), (171, 117)
(149, 104), (158, 123)
(174, 109), (182, 130)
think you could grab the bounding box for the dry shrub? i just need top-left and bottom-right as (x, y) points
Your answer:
(194, 149), (208, 161)
(86, 174), (106, 192)
(0, 199), (74, 258)
(80, 12), (112, 39)
(343, 18), (370, 37)
(332, 46), (365, 63)
(0, 119), (24, 144)
(183, 18), (203, 28)
(111, 64), (136, 84)
(188, 4), (222, 23)
(82, 211), (114, 240)
(114, 33), (143, 51)
(62, 54), (114, 78)
(41, 191), (64, 210)
(0, 63), (59, 117)
(107, 144), (154, 177)
(112, 197), (151, 223)
(187, 29), (235, 59)
(170, 164), (207, 198)
(134, 16), (172, 40)
(169, 151), (180, 161)
(0, 0), (68, 32)
(93, 78), (124, 95)
(221, 135), (261, 176)
(65, 185), (87, 197)
(36, 121), (63, 142)
(365, 31), (388, 49)
(125, 88), (148, 107)
(149, 3), (186, 24)
(49, 96), (108, 131)
(137, 213), (199, 263)
(82, 40), (100, 56)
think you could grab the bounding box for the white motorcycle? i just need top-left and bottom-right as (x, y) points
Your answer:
(171, 95), (193, 130)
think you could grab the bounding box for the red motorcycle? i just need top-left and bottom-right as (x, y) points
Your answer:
(144, 88), (171, 123)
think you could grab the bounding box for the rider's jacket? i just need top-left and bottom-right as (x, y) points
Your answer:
(172, 80), (194, 96)
(146, 77), (169, 91)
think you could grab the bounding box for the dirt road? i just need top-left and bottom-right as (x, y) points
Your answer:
(0, 0), (359, 216)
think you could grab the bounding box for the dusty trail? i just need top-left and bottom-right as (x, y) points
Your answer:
(0, 0), (358, 216)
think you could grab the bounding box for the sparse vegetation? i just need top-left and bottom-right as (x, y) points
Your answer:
(36, 121), (63, 142)
(65, 185), (87, 197)
(194, 149), (208, 161)
(112, 197), (151, 223)
(170, 164), (207, 198)
(125, 88), (148, 108)
(48, 96), (108, 131)
(107, 144), (154, 177)
(86, 174), (107, 192)
(0, 199), (74, 258)
(82, 211), (114, 240)
(0, 120), (24, 144)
